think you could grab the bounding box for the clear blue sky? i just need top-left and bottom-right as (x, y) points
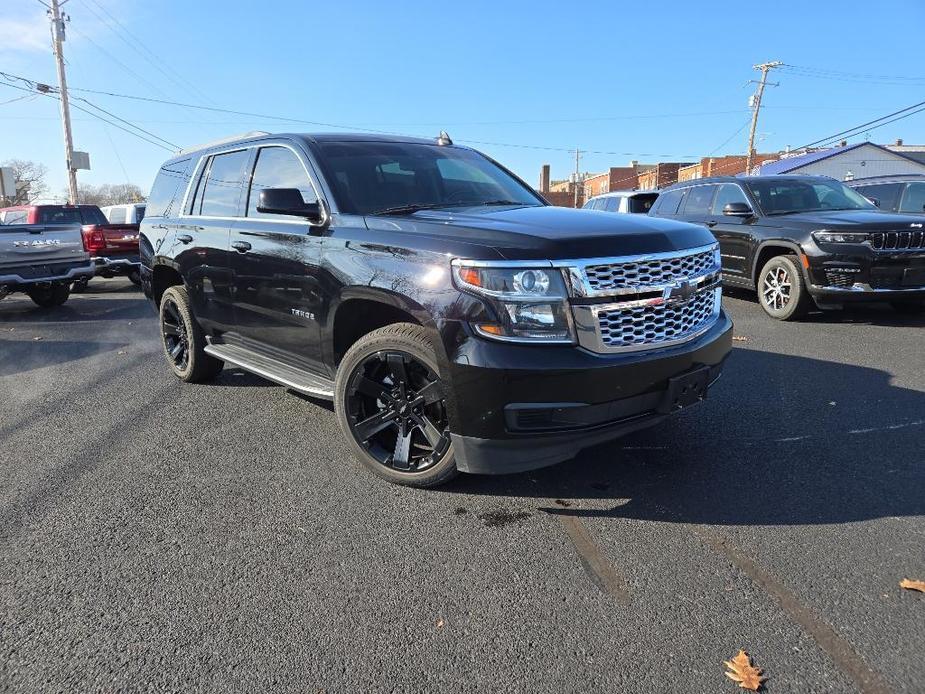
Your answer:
(2, 0), (924, 200)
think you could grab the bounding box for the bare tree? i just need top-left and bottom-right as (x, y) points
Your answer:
(1, 159), (49, 205)
(74, 182), (146, 206)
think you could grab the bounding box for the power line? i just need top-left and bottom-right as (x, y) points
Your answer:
(795, 100), (925, 150)
(78, 0), (217, 106)
(709, 118), (752, 156)
(0, 80), (175, 152)
(70, 95), (180, 149)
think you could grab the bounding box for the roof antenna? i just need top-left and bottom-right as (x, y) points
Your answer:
(437, 130), (453, 146)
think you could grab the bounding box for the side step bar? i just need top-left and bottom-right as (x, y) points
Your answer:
(204, 342), (335, 400)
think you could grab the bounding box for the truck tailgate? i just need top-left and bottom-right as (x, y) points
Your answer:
(98, 224), (140, 253)
(0, 224), (89, 271)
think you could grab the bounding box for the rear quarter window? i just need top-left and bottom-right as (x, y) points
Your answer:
(145, 158), (193, 218)
(652, 188), (686, 216)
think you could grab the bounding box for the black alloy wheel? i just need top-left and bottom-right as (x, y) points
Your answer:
(344, 350), (451, 474)
(161, 297), (190, 372)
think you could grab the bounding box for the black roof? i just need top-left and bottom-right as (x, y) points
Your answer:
(663, 174), (833, 189)
(843, 173), (925, 186)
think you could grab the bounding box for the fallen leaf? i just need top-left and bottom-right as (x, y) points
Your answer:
(900, 578), (925, 593)
(732, 335), (749, 342)
(724, 650), (765, 691)
(435, 618), (445, 628)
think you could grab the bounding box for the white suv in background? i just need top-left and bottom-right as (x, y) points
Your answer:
(583, 190), (659, 214)
(100, 203), (146, 225)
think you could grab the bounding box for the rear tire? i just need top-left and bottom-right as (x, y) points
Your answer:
(891, 300), (925, 314)
(71, 277), (90, 293)
(128, 269), (142, 287)
(27, 283), (70, 308)
(334, 323), (459, 488)
(757, 255), (810, 321)
(159, 285), (223, 383)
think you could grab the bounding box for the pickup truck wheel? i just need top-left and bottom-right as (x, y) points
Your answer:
(758, 255), (810, 320)
(27, 283), (70, 308)
(71, 277), (89, 293)
(159, 286), (223, 383)
(127, 270), (142, 287)
(335, 323), (458, 488)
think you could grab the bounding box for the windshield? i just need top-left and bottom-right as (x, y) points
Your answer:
(745, 178), (876, 215)
(316, 141), (544, 215)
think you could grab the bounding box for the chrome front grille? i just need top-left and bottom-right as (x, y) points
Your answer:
(870, 231), (925, 251)
(584, 247), (716, 291)
(565, 243), (723, 354)
(596, 289), (719, 349)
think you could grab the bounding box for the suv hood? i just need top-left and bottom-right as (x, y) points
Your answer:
(365, 205), (715, 260)
(762, 210), (925, 231)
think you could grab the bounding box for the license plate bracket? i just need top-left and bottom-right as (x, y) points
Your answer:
(658, 366), (710, 414)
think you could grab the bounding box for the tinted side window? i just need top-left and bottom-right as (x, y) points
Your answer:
(146, 158), (192, 218)
(653, 189), (686, 215)
(711, 184), (749, 214)
(135, 205), (146, 222)
(854, 183), (902, 212)
(683, 185), (716, 216)
(197, 150), (250, 217)
(38, 207), (82, 224)
(246, 147), (318, 219)
(629, 194), (658, 213)
(899, 183), (925, 213)
(108, 207), (127, 224)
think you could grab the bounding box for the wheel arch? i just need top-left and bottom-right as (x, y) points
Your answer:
(151, 260), (185, 308)
(751, 241), (807, 288)
(328, 287), (444, 368)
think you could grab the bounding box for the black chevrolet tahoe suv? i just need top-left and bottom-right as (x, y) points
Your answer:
(140, 132), (732, 487)
(649, 175), (925, 319)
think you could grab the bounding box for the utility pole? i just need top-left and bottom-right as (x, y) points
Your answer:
(47, 0), (78, 204)
(573, 148), (583, 207)
(745, 60), (781, 173)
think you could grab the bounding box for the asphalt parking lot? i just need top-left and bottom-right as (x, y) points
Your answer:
(1, 279), (923, 693)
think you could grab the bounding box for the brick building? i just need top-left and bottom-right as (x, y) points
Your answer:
(636, 162), (694, 190)
(582, 163), (655, 199)
(678, 153), (778, 181)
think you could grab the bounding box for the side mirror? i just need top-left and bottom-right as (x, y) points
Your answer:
(257, 188), (322, 222)
(723, 202), (753, 217)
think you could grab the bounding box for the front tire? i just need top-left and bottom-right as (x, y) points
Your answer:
(334, 323), (458, 488)
(27, 283), (70, 307)
(758, 255), (811, 320)
(159, 285), (223, 383)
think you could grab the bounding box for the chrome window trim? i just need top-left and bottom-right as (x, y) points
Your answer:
(177, 141), (332, 227)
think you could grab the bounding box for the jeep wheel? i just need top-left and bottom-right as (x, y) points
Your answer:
(335, 323), (458, 488)
(159, 285), (223, 382)
(27, 283), (70, 308)
(758, 255), (810, 320)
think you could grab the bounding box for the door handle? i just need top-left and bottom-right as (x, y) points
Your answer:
(177, 234), (193, 244)
(706, 220), (718, 228)
(232, 240), (252, 253)
(151, 223), (169, 230)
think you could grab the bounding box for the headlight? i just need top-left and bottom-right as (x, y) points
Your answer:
(813, 231), (870, 244)
(452, 263), (573, 343)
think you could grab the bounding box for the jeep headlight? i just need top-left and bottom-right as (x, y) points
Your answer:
(452, 263), (573, 343)
(812, 231), (870, 244)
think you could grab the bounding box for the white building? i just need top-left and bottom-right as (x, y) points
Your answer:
(755, 142), (925, 181)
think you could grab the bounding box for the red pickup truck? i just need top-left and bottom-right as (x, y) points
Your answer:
(0, 204), (141, 286)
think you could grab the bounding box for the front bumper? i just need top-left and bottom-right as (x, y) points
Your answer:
(804, 243), (925, 303)
(445, 310), (733, 474)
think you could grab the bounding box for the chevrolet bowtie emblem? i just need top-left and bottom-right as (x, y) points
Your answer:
(663, 279), (696, 305)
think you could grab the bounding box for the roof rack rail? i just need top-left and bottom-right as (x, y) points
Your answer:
(178, 131), (271, 154)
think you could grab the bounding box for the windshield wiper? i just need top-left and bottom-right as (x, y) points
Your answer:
(481, 199), (535, 206)
(369, 203), (464, 216)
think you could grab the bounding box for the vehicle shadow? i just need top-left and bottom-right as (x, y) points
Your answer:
(444, 348), (925, 526)
(0, 296), (152, 323)
(0, 339), (132, 376)
(722, 286), (925, 327)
